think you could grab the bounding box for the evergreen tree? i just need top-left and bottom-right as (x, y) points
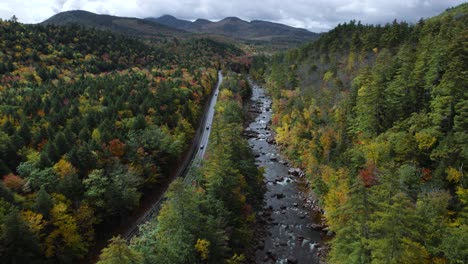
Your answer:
(35, 186), (53, 218)
(0, 210), (44, 263)
(97, 236), (143, 264)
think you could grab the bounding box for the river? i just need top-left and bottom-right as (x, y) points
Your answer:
(246, 79), (325, 264)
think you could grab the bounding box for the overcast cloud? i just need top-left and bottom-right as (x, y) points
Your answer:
(0, 0), (464, 32)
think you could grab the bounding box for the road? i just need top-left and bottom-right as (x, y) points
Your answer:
(194, 71), (222, 161)
(123, 70), (223, 240)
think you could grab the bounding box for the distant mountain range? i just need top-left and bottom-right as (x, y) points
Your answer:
(41, 10), (188, 39)
(41, 10), (319, 47)
(146, 15), (319, 43)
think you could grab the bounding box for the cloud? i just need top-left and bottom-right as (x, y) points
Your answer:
(0, 0), (464, 31)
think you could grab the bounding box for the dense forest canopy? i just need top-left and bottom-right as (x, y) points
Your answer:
(250, 3), (467, 263)
(0, 19), (242, 262)
(0, 2), (467, 264)
(106, 72), (265, 264)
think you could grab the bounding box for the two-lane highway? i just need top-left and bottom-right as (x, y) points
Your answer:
(194, 70), (222, 161)
(122, 70), (223, 240)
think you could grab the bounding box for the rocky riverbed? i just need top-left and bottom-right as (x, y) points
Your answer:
(246, 79), (329, 264)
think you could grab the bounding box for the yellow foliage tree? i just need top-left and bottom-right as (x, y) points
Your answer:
(21, 210), (46, 236)
(45, 202), (85, 257)
(446, 167), (462, 183)
(415, 132), (437, 150)
(195, 238), (210, 261)
(53, 158), (76, 178)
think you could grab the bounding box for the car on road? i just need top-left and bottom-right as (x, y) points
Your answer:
(200, 144), (205, 149)
(206, 126), (210, 130)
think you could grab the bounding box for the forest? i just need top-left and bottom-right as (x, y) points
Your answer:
(250, 4), (467, 263)
(96, 71), (264, 264)
(1, 3), (467, 264)
(0, 19), (244, 262)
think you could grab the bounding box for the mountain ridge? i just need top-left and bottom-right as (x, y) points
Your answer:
(41, 10), (319, 49)
(41, 10), (190, 39)
(147, 14), (319, 43)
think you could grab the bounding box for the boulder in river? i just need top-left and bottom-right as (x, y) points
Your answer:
(243, 130), (259, 138)
(257, 240), (265, 250)
(310, 224), (324, 231)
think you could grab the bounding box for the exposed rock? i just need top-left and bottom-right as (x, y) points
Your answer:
(243, 130), (259, 138)
(311, 224), (324, 231)
(257, 241), (265, 250)
(288, 168), (300, 176)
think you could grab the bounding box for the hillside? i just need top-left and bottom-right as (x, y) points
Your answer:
(0, 19), (242, 263)
(41, 10), (190, 40)
(250, 3), (468, 263)
(41, 11), (317, 51)
(148, 15), (320, 45)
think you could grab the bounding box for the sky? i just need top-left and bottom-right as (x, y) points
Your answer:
(0, 0), (465, 32)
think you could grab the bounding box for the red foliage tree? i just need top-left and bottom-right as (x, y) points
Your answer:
(359, 163), (377, 187)
(3, 174), (24, 191)
(108, 139), (126, 157)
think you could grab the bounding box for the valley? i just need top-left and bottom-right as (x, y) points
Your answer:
(0, 2), (467, 264)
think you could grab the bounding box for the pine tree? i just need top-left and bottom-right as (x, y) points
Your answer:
(35, 186), (53, 218)
(329, 178), (373, 264)
(97, 236), (143, 264)
(369, 192), (428, 263)
(0, 210), (44, 263)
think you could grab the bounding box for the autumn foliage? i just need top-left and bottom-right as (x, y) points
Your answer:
(3, 174), (24, 191)
(0, 18), (242, 262)
(251, 4), (468, 263)
(358, 164), (377, 187)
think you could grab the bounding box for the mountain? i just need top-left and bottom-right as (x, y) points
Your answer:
(147, 15), (319, 43)
(40, 11), (319, 50)
(146, 15), (192, 30)
(41, 10), (189, 39)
